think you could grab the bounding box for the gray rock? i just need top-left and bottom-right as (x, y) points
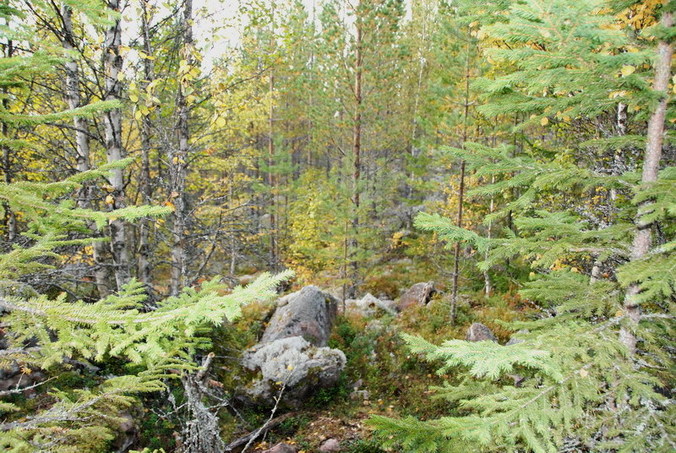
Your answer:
(506, 329), (529, 346)
(466, 323), (497, 342)
(350, 389), (370, 400)
(319, 438), (341, 452)
(242, 336), (346, 404)
(112, 412), (138, 453)
(396, 281), (436, 311)
(261, 286), (339, 347)
(262, 442), (297, 453)
(344, 293), (396, 317)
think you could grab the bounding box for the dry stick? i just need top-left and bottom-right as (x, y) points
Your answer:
(224, 413), (295, 452)
(0, 376), (56, 397)
(240, 382), (288, 452)
(450, 31), (472, 324)
(620, 11), (673, 354)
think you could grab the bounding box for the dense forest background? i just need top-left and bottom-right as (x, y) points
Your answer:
(0, 0), (673, 451)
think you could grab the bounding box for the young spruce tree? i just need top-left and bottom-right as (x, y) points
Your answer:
(371, 0), (674, 451)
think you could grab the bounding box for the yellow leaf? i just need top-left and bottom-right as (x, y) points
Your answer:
(621, 65), (635, 77)
(579, 368), (589, 378)
(129, 93), (139, 103)
(215, 116), (226, 128)
(540, 117), (549, 126)
(105, 194), (115, 205)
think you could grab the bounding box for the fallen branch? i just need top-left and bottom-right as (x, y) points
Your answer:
(224, 412), (295, 452)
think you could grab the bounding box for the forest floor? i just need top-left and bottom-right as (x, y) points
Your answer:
(224, 284), (534, 453)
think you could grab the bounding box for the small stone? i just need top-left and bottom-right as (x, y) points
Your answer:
(466, 322), (497, 342)
(262, 442), (297, 453)
(396, 282), (436, 311)
(349, 389), (370, 400)
(506, 329), (529, 346)
(319, 438), (341, 452)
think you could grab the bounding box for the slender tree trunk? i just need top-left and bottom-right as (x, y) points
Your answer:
(138, 2), (154, 288)
(620, 11), (673, 354)
(268, 71), (277, 271)
(228, 175), (236, 276)
(1, 39), (15, 243)
(170, 0), (193, 296)
(349, 17), (363, 298)
(406, 10), (428, 200)
(103, 0), (130, 291)
(450, 35), (472, 324)
(484, 174), (495, 297)
(62, 5), (110, 297)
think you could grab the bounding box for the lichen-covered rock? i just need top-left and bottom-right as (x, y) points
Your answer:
(242, 336), (346, 404)
(343, 293), (396, 317)
(396, 281), (436, 311)
(466, 322), (497, 342)
(261, 286), (338, 347)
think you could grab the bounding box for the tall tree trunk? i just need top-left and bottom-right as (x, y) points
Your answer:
(349, 16), (363, 298)
(1, 39), (15, 243)
(484, 174), (495, 297)
(170, 0), (193, 296)
(450, 35), (472, 324)
(138, 1), (154, 288)
(406, 9), (428, 200)
(620, 11), (673, 354)
(62, 5), (110, 297)
(268, 71), (277, 271)
(103, 0), (130, 291)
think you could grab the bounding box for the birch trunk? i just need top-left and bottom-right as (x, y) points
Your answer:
(62, 5), (110, 297)
(349, 15), (363, 299)
(103, 0), (130, 290)
(138, 1), (154, 288)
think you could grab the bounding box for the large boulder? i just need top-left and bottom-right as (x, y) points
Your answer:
(396, 281), (436, 311)
(242, 286), (346, 406)
(261, 285), (339, 347)
(242, 336), (345, 403)
(466, 323), (497, 342)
